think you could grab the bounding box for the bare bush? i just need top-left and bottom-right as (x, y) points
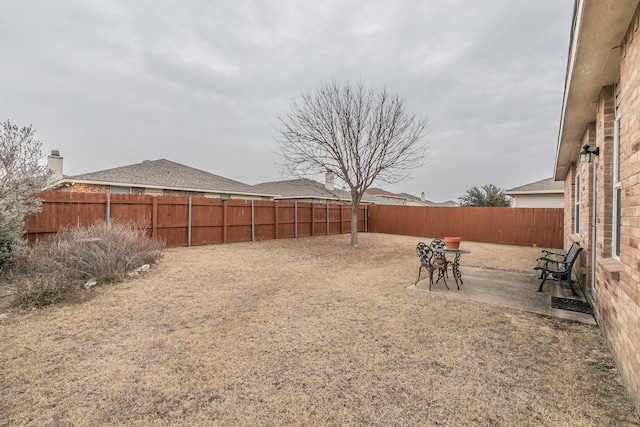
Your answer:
(9, 270), (77, 308)
(9, 221), (164, 307)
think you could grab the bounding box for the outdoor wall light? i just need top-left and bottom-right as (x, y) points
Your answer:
(579, 144), (600, 163)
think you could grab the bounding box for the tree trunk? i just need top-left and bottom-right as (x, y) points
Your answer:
(350, 202), (359, 246)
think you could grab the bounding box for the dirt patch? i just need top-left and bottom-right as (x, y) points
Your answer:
(1, 233), (637, 426)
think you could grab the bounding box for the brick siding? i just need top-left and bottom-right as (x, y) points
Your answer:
(564, 5), (640, 413)
(58, 183), (111, 193)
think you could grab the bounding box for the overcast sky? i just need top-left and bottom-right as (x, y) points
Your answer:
(1, 0), (574, 202)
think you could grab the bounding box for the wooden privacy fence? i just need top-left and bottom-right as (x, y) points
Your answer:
(24, 193), (563, 248)
(25, 192), (368, 247)
(367, 205), (564, 248)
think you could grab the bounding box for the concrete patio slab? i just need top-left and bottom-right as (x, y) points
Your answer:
(409, 266), (596, 325)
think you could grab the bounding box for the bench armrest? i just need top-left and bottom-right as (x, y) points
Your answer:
(541, 249), (565, 257)
(537, 254), (564, 263)
(535, 259), (571, 273)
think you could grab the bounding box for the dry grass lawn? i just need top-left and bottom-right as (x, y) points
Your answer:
(1, 233), (638, 426)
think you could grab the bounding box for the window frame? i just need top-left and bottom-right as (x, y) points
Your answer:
(110, 185), (131, 194)
(574, 170), (581, 235)
(612, 111), (621, 259)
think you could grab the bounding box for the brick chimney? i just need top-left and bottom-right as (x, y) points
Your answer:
(48, 150), (64, 182)
(325, 172), (334, 191)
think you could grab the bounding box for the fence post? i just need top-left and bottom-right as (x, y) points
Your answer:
(188, 197), (192, 247)
(106, 193), (111, 225)
(274, 201), (279, 240)
(365, 205), (368, 232)
(294, 201), (298, 238)
(311, 204), (315, 237)
(251, 200), (255, 242)
(340, 204), (343, 234)
(223, 200), (228, 244)
(152, 196), (158, 238)
(326, 204), (330, 235)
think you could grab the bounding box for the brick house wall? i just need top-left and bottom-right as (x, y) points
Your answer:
(613, 7), (640, 410)
(565, 4), (640, 413)
(57, 183), (110, 193)
(595, 86), (616, 260)
(563, 165), (575, 247)
(162, 189), (205, 197)
(55, 184), (216, 199)
(581, 123), (596, 288)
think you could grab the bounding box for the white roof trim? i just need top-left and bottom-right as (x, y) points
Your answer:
(506, 190), (564, 195)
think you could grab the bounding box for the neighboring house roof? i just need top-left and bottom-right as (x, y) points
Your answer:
(397, 192), (430, 206)
(394, 191), (459, 207)
(253, 178), (350, 202)
(365, 187), (406, 200)
(506, 178), (565, 195)
(54, 159), (276, 197)
(365, 188), (460, 207)
(435, 200), (460, 207)
(555, 0), (637, 179)
(396, 192), (460, 207)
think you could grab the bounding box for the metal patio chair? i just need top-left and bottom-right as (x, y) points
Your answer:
(415, 242), (449, 291)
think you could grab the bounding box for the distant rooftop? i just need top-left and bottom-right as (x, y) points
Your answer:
(365, 187), (406, 199)
(253, 178), (352, 201)
(506, 177), (564, 195)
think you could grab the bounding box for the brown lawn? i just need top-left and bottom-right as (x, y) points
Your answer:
(1, 233), (638, 426)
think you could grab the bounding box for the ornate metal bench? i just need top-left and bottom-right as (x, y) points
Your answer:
(538, 242), (580, 264)
(534, 244), (583, 296)
(536, 242), (580, 281)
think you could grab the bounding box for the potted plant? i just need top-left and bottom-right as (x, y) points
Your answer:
(444, 237), (462, 249)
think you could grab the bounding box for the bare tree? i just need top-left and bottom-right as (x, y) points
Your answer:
(276, 80), (427, 246)
(0, 120), (51, 264)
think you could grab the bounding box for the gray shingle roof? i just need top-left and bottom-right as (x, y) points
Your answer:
(506, 177), (564, 194)
(385, 191), (459, 207)
(436, 200), (461, 207)
(397, 192), (431, 205)
(66, 159), (270, 196)
(252, 179), (380, 203)
(253, 179), (352, 201)
(365, 187), (406, 199)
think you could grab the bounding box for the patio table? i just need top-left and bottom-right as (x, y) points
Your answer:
(433, 247), (471, 288)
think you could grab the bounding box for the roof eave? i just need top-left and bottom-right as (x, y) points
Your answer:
(555, 0), (638, 180)
(506, 190), (564, 196)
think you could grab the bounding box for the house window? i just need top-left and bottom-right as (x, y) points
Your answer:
(574, 172), (580, 235)
(613, 113), (621, 259)
(144, 188), (163, 196)
(110, 185), (131, 194)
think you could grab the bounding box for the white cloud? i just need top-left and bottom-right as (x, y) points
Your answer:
(0, 0), (574, 201)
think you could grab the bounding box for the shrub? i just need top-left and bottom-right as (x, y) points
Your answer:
(9, 270), (77, 308)
(9, 221), (164, 307)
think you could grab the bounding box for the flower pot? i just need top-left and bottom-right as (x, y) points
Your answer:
(444, 237), (462, 249)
